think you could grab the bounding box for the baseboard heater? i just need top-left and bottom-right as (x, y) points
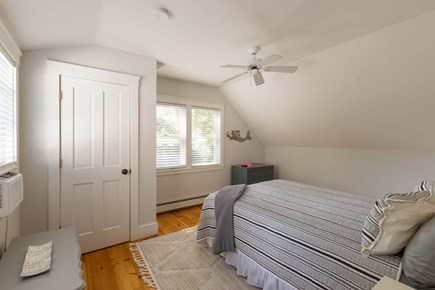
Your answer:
(157, 194), (208, 207)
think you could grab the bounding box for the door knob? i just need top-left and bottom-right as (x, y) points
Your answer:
(122, 169), (129, 175)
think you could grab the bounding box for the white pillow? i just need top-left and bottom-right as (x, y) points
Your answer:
(361, 191), (435, 257)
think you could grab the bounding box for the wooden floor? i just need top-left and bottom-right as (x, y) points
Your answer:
(80, 205), (202, 290)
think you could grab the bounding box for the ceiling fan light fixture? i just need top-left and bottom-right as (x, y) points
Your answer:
(252, 69), (265, 86)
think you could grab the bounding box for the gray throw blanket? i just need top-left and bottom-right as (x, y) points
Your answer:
(212, 184), (246, 255)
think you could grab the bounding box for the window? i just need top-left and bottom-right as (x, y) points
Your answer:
(156, 97), (224, 173)
(156, 104), (186, 169)
(0, 51), (16, 167)
(191, 107), (221, 166)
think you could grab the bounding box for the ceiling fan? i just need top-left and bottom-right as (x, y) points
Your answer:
(221, 46), (298, 86)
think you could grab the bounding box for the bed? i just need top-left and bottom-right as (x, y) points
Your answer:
(196, 179), (402, 290)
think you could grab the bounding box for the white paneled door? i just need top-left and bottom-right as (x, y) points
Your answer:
(60, 76), (130, 253)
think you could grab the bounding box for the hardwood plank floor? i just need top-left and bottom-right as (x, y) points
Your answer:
(81, 205), (203, 290)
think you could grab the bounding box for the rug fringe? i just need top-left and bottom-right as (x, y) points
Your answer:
(130, 243), (157, 289)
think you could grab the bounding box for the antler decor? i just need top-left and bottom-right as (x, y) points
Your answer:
(226, 130), (252, 142)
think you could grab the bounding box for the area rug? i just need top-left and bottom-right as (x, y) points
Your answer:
(130, 227), (256, 290)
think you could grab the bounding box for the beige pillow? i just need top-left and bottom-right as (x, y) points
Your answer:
(361, 191), (435, 256)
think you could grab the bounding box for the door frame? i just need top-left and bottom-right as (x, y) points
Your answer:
(47, 60), (140, 241)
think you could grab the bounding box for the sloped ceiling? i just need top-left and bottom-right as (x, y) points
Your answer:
(220, 10), (435, 150)
(1, 0), (435, 150)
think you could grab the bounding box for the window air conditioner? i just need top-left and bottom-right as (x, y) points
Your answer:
(0, 172), (23, 217)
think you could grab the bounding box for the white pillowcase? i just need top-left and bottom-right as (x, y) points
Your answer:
(361, 190), (435, 256)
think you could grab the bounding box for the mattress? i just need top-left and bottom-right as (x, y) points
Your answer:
(197, 179), (402, 290)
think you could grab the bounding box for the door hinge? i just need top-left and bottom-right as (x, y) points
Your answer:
(59, 158), (63, 168)
(59, 90), (63, 100)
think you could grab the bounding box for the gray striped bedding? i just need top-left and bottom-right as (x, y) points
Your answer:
(196, 179), (402, 290)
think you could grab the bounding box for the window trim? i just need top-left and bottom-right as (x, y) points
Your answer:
(157, 95), (225, 176)
(0, 19), (22, 66)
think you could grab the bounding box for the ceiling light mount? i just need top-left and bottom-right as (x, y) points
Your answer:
(153, 8), (169, 21)
(248, 46), (260, 57)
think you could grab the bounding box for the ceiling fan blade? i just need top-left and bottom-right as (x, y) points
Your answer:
(221, 71), (249, 83)
(252, 70), (265, 86)
(258, 54), (283, 67)
(221, 65), (248, 69)
(264, 66), (298, 73)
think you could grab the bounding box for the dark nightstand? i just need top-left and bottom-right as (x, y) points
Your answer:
(231, 163), (274, 185)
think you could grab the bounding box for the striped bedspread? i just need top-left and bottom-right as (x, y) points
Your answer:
(196, 180), (402, 290)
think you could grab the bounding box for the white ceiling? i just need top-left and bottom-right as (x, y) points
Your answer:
(1, 0), (435, 87)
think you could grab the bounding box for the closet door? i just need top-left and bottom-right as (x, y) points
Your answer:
(60, 76), (130, 253)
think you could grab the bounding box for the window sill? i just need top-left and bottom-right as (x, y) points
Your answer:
(157, 164), (224, 176)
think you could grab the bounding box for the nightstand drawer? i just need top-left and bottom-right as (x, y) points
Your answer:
(247, 167), (274, 184)
(232, 164), (274, 185)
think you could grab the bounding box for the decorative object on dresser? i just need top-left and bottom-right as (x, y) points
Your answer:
(0, 227), (84, 290)
(231, 163), (274, 185)
(20, 241), (53, 277)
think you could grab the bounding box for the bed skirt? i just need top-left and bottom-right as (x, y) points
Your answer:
(201, 236), (295, 290)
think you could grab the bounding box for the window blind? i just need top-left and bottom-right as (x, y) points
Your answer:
(156, 103), (186, 169)
(191, 107), (220, 166)
(0, 51), (16, 167)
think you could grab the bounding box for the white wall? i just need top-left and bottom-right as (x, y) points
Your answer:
(0, 217), (5, 257)
(19, 45), (157, 236)
(266, 147), (435, 198)
(156, 77), (265, 211)
(0, 207), (19, 257)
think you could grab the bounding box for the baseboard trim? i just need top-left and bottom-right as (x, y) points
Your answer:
(157, 194), (208, 207)
(131, 222), (158, 241)
(157, 197), (205, 213)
